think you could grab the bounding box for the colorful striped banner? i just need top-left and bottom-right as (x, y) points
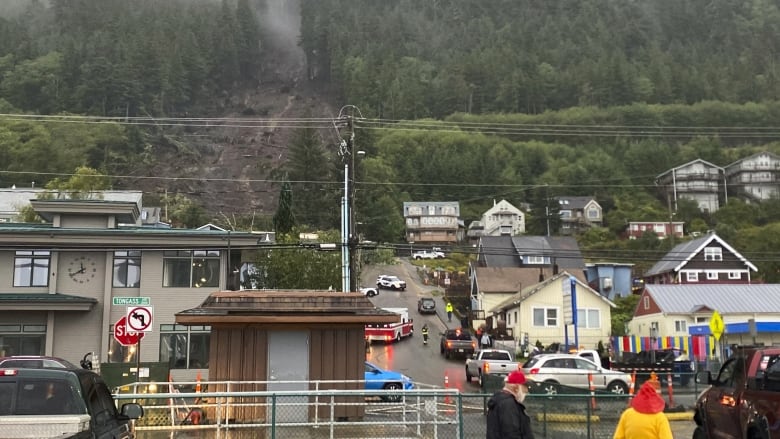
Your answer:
(611, 335), (714, 361)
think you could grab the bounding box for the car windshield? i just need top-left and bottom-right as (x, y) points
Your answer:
(447, 331), (472, 340)
(421, 299), (434, 305)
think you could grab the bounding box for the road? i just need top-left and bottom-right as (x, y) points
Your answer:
(362, 260), (479, 393)
(361, 259), (699, 438)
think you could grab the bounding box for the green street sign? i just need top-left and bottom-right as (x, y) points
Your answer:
(112, 297), (151, 306)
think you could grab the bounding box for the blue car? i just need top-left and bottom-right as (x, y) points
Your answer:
(364, 361), (414, 401)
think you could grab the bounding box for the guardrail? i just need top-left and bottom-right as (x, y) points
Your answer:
(114, 380), (696, 439)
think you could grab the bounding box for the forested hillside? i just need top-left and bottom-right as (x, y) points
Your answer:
(2, 0), (780, 280)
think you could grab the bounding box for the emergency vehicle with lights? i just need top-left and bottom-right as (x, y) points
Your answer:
(365, 307), (414, 343)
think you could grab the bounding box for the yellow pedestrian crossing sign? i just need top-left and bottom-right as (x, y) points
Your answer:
(709, 310), (724, 341)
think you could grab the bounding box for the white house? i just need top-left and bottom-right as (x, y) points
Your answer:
(479, 199), (525, 236)
(489, 272), (615, 350)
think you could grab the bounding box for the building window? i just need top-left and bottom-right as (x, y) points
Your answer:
(695, 316), (707, 323)
(113, 251), (141, 288)
(706, 271), (718, 280)
(576, 309), (600, 329)
(643, 296), (649, 309)
(526, 256), (545, 264)
(0, 324), (46, 356)
(514, 311), (518, 325)
(533, 307), (558, 327)
(507, 313), (511, 325)
(163, 250), (220, 288)
(560, 211), (572, 218)
(159, 325), (210, 369)
(686, 272), (699, 282)
(675, 320), (687, 332)
(704, 247), (723, 261)
(13, 251), (50, 287)
(728, 272), (741, 280)
(587, 208), (599, 219)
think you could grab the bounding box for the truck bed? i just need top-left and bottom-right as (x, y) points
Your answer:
(0, 414), (91, 438)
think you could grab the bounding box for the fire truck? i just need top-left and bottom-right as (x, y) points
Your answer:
(365, 307), (414, 343)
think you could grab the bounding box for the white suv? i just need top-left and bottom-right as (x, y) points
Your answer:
(376, 275), (407, 291)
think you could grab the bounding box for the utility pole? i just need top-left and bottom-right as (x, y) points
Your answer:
(337, 106), (362, 292)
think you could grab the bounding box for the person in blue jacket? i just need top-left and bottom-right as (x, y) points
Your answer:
(486, 370), (535, 439)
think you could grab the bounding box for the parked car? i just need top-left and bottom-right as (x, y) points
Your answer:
(0, 355), (78, 369)
(359, 287), (379, 297)
(440, 328), (476, 359)
(417, 297), (436, 314)
(465, 349), (522, 386)
(364, 361), (415, 402)
(693, 346), (780, 439)
(376, 275), (407, 291)
(522, 353), (631, 395)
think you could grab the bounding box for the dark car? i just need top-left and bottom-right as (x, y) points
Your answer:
(0, 355), (78, 369)
(417, 297), (436, 314)
(440, 328), (476, 359)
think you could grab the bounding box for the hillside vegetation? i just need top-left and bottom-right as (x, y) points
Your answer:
(1, 1), (780, 279)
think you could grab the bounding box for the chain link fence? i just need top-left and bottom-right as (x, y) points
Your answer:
(118, 384), (695, 439)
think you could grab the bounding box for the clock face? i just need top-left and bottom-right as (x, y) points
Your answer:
(68, 255), (97, 284)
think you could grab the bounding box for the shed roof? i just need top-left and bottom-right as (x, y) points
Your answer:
(646, 284), (780, 314)
(175, 290), (401, 324)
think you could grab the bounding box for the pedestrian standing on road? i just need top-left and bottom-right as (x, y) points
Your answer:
(486, 370), (534, 439)
(481, 332), (491, 349)
(612, 380), (672, 439)
(445, 301), (453, 322)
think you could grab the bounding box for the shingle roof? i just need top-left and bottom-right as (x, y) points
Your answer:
(479, 236), (520, 266)
(0, 293), (97, 304)
(490, 271), (615, 313)
(473, 267), (587, 293)
(176, 290), (401, 324)
(555, 196), (596, 210)
(646, 284), (780, 314)
(478, 235), (585, 269)
(644, 232), (757, 276)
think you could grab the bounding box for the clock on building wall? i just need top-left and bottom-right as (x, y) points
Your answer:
(68, 255), (97, 284)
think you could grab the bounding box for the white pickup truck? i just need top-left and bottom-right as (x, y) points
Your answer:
(465, 349), (522, 387)
(411, 249), (445, 260)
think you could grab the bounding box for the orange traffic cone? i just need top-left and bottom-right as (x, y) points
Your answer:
(444, 372), (451, 404)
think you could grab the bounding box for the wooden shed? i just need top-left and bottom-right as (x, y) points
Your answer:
(175, 290), (399, 423)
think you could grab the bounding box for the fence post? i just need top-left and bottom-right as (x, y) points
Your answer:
(458, 392), (464, 439)
(271, 394), (276, 439)
(627, 371), (636, 406)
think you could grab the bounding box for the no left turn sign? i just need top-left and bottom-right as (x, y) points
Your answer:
(127, 306), (153, 332)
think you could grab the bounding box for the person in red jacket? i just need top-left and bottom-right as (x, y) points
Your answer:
(613, 380), (673, 439)
(486, 370), (535, 439)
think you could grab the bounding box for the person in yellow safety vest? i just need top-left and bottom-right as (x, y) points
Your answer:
(421, 324), (429, 345)
(445, 301), (454, 323)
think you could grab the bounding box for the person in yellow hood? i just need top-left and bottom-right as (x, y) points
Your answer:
(613, 380), (672, 439)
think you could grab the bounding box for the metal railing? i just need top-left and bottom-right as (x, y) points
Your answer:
(114, 378), (697, 439)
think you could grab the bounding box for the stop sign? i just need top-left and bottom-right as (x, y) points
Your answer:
(114, 316), (144, 346)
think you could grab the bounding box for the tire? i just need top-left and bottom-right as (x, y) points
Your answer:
(382, 383), (403, 402)
(466, 367), (472, 383)
(541, 380), (560, 395)
(414, 256), (421, 260)
(444, 349), (450, 359)
(440, 345), (445, 355)
(396, 333), (401, 342)
(692, 426), (707, 439)
(606, 381), (628, 395)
